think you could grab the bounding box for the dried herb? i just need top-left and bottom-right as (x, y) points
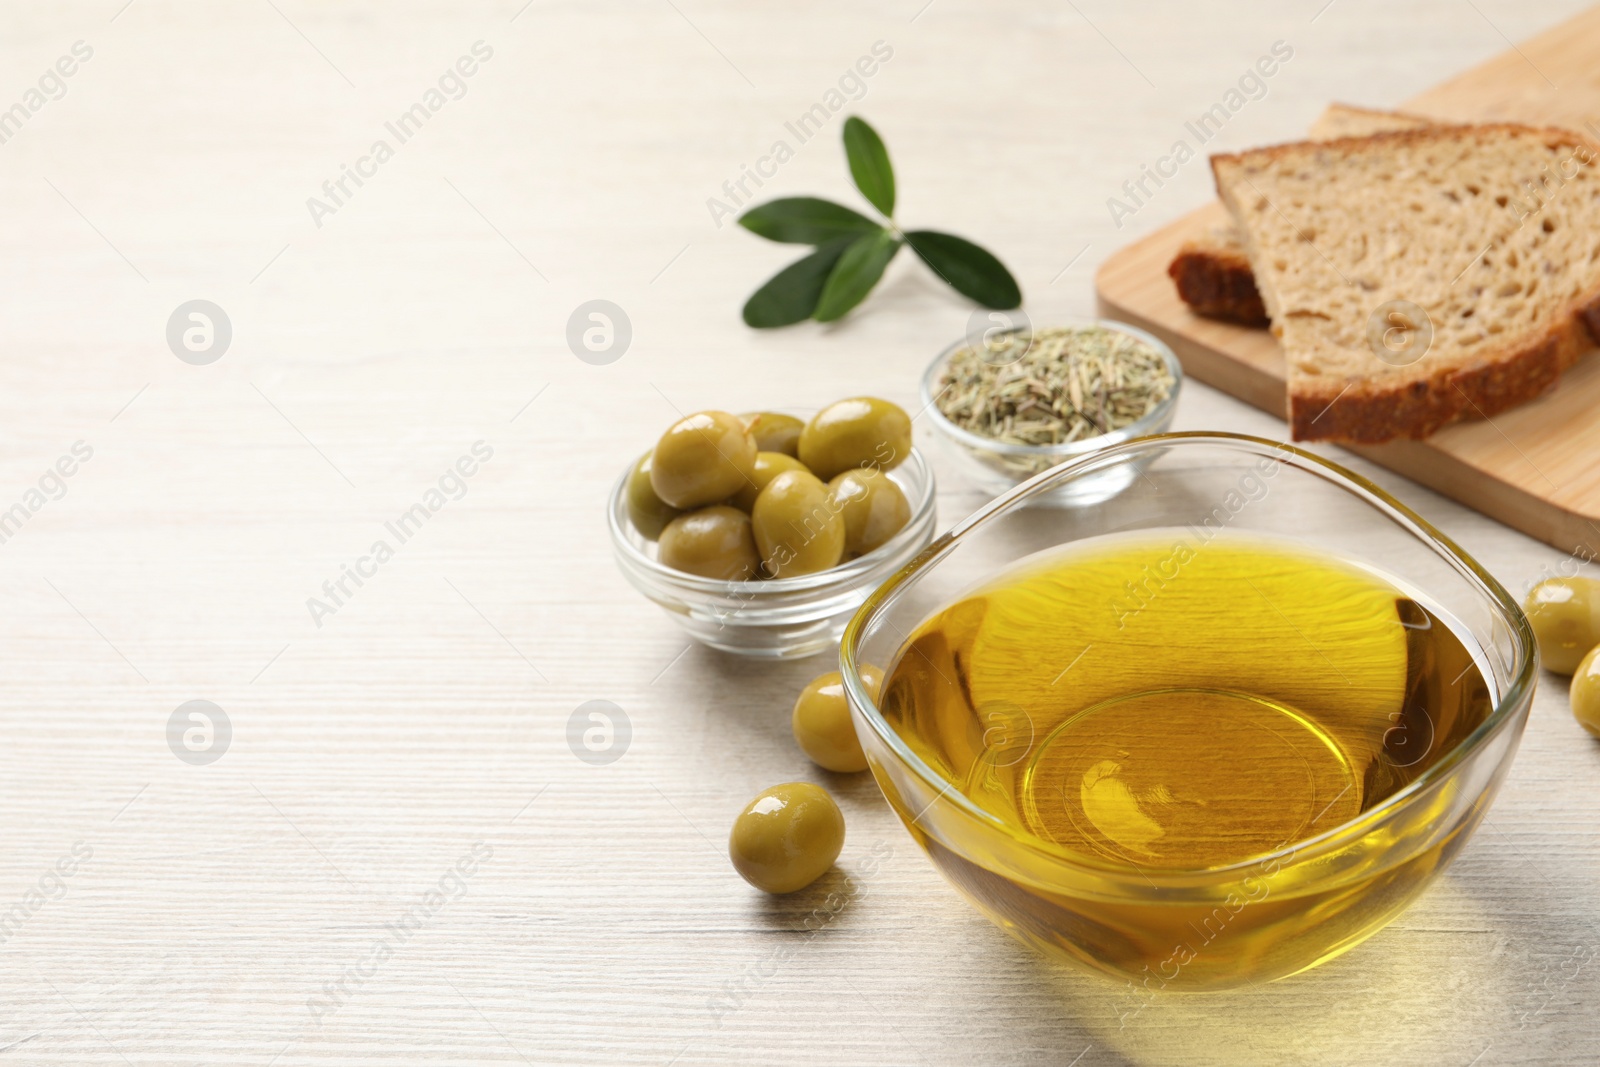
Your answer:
(936, 326), (1174, 449)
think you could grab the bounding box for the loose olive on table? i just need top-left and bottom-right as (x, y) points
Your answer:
(625, 452), (682, 540)
(741, 412), (805, 458)
(1525, 576), (1600, 674)
(657, 506), (762, 581)
(650, 410), (759, 509)
(751, 470), (846, 578)
(728, 782), (846, 894)
(730, 451), (809, 513)
(792, 666), (882, 773)
(828, 468), (911, 557)
(798, 397), (912, 481)
(1572, 646), (1600, 737)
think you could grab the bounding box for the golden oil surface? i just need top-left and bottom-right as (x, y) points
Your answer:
(882, 533), (1493, 872)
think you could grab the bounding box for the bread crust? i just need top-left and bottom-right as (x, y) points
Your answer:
(1166, 241), (1268, 326)
(1287, 301), (1595, 441)
(1208, 120), (1590, 182)
(1304, 102), (1433, 139)
(1214, 122), (1600, 443)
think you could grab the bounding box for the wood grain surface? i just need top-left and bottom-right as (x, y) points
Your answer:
(1, 2), (1598, 1065)
(1097, 6), (1600, 558)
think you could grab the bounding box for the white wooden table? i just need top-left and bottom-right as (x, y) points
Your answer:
(2, 2), (1597, 1063)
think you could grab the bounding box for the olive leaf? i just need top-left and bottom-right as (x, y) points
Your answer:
(904, 230), (1022, 310)
(842, 116), (895, 217)
(815, 230), (901, 322)
(736, 116), (1021, 327)
(737, 197), (880, 245)
(742, 237), (857, 328)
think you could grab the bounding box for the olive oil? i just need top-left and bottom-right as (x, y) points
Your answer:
(878, 532), (1496, 986)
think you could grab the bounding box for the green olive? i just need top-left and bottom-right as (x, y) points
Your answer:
(649, 410), (758, 509)
(827, 469), (911, 557)
(792, 666), (883, 773)
(731, 452), (810, 513)
(798, 397), (912, 481)
(740, 412), (805, 458)
(1572, 647), (1600, 737)
(728, 782), (845, 894)
(625, 452), (682, 540)
(658, 506), (761, 580)
(751, 470), (846, 578)
(1525, 577), (1600, 674)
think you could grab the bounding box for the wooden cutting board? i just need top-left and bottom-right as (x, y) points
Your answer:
(1096, 5), (1600, 557)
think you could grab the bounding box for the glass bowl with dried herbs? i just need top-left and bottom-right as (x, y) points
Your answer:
(922, 320), (1181, 505)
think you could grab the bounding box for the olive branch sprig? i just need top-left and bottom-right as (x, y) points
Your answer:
(738, 116), (1022, 327)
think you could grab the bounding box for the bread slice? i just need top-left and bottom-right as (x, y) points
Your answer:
(1304, 103), (1432, 140)
(1167, 222), (1270, 325)
(1212, 123), (1600, 442)
(1168, 105), (1433, 325)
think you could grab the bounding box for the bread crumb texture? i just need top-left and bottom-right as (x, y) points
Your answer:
(1169, 105), (1430, 329)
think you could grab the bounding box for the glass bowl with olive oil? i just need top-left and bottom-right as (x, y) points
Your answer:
(840, 432), (1535, 990)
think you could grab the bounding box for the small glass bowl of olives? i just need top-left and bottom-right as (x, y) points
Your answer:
(608, 400), (938, 658)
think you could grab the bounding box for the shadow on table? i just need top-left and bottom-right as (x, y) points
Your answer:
(1023, 867), (1592, 1067)
(753, 865), (871, 934)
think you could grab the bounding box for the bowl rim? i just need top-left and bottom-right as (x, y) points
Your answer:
(919, 317), (1185, 459)
(607, 440), (939, 599)
(839, 430), (1538, 884)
